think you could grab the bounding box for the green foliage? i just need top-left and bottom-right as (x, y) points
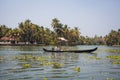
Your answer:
(106, 55), (120, 60)
(78, 35), (105, 45)
(0, 25), (11, 38)
(0, 18), (119, 46)
(52, 62), (63, 68)
(18, 19), (53, 44)
(105, 29), (120, 45)
(51, 18), (80, 45)
(73, 67), (80, 72)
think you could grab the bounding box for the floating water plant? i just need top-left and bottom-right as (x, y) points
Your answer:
(37, 56), (43, 61)
(89, 56), (101, 60)
(74, 67), (80, 72)
(106, 49), (120, 53)
(106, 55), (120, 60)
(45, 62), (52, 66)
(22, 63), (31, 68)
(0, 56), (4, 61)
(25, 54), (34, 60)
(52, 62), (63, 68)
(105, 77), (115, 80)
(112, 62), (120, 65)
(43, 77), (47, 80)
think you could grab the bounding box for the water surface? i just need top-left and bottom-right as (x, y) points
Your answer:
(0, 45), (120, 80)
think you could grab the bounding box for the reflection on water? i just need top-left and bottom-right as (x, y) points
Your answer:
(0, 45), (120, 80)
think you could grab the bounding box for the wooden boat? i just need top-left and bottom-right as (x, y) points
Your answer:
(43, 47), (97, 53)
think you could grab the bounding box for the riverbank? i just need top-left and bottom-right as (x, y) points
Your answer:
(0, 44), (46, 46)
(112, 45), (120, 47)
(0, 43), (120, 47)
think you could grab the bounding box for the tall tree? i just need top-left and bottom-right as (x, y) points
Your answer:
(51, 18), (63, 37)
(0, 25), (11, 38)
(68, 27), (80, 45)
(105, 29), (120, 45)
(18, 19), (37, 44)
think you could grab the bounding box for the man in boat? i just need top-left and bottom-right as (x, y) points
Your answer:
(51, 37), (67, 51)
(54, 45), (61, 51)
(51, 46), (61, 51)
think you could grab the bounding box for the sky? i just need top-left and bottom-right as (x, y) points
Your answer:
(0, 0), (120, 37)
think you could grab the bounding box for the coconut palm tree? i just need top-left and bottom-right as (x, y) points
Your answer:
(51, 18), (63, 37)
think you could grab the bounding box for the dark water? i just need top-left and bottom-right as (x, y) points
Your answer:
(0, 45), (120, 80)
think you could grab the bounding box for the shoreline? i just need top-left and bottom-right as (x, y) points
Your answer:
(112, 45), (120, 47)
(0, 44), (120, 47)
(0, 44), (46, 46)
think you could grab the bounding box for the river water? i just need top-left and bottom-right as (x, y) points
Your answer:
(0, 45), (120, 80)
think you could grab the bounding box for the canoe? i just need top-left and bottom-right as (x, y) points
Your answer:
(43, 47), (97, 53)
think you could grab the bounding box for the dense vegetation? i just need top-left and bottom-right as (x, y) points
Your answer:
(105, 29), (120, 46)
(0, 18), (120, 46)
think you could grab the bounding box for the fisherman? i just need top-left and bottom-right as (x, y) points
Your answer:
(55, 45), (61, 51)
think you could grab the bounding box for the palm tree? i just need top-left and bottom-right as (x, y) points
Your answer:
(51, 18), (63, 37)
(68, 27), (80, 45)
(51, 18), (60, 29)
(62, 24), (70, 39)
(0, 25), (11, 38)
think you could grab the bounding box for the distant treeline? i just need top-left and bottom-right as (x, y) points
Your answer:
(0, 18), (120, 46)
